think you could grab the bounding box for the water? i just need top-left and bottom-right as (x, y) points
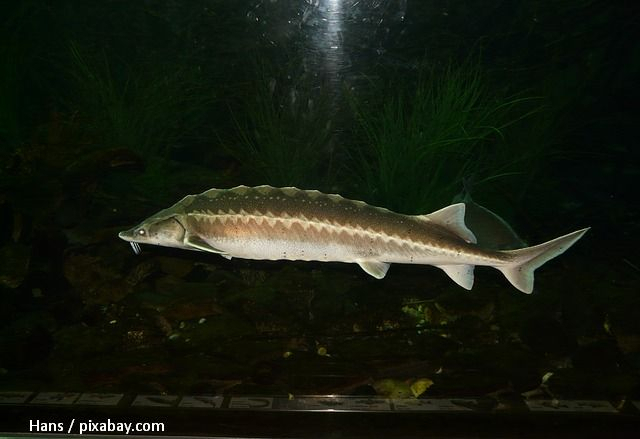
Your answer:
(0, 0), (638, 433)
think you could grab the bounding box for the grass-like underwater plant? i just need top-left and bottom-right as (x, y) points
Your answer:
(67, 42), (215, 156)
(347, 61), (540, 214)
(228, 59), (334, 188)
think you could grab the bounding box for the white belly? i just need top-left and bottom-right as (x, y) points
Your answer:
(211, 236), (365, 263)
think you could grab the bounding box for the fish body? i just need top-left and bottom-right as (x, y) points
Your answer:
(118, 185), (589, 294)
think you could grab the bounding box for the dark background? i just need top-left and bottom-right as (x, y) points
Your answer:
(0, 0), (638, 405)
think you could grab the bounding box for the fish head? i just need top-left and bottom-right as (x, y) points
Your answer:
(118, 215), (186, 254)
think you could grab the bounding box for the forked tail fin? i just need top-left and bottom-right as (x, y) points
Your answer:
(497, 228), (590, 294)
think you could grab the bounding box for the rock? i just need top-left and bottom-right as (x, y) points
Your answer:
(615, 333), (640, 355)
(63, 252), (133, 304)
(519, 314), (576, 356)
(572, 339), (621, 372)
(53, 324), (120, 361)
(0, 243), (30, 288)
(156, 256), (195, 278)
(373, 378), (413, 398)
(0, 319), (54, 369)
(606, 303), (640, 355)
(434, 290), (496, 323)
(151, 275), (225, 321)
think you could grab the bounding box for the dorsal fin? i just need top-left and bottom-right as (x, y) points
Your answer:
(416, 203), (477, 244)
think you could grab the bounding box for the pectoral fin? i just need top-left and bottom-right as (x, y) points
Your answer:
(357, 261), (391, 279)
(185, 233), (230, 259)
(436, 264), (475, 290)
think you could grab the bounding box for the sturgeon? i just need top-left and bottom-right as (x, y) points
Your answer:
(118, 185), (589, 294)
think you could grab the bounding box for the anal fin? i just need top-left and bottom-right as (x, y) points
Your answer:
(436, 264), (475, 290)
(357, 261), (391, 279)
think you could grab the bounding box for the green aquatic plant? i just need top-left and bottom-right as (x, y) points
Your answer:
(228, 58), (334, 188)
(67, 42), (214, 155)
(347, 61), (539, 214)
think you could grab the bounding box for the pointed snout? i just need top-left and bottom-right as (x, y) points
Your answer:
(118, 228), (135, 241)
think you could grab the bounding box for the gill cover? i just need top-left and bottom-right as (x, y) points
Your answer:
(144, 217), (186, 246)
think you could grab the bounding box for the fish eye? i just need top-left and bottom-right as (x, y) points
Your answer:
(137, 229), (146, 236)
